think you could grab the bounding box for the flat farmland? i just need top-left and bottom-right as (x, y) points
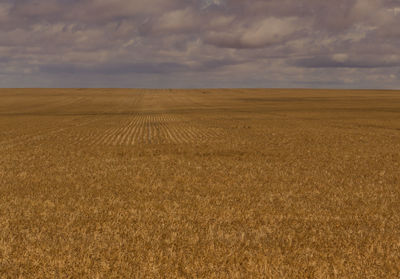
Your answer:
(0, 89), (399, 278)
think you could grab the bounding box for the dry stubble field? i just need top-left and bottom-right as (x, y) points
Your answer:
(0, 89), (399, 278)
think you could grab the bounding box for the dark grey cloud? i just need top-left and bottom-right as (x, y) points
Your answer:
(293, 55), (400, 68)
(0, 0), (399, 88)
(40, 62), (188, 75)
(39, 58), (237, 75)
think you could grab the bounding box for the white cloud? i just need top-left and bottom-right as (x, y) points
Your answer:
(332, 54), (349, 63)
(153, 8), (198, 32)
(205, 17), (300, 48)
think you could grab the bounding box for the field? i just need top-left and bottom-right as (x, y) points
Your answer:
(0, 88), (399, 278)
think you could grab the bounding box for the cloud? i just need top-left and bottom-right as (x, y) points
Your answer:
(205, 17), (300, 49)
(0, 0), (399, 88)
(293, 55), (400, 68)
(40, 62), (189, 74)
(151, 8), (199, 33)
(39, 58), (238, 75)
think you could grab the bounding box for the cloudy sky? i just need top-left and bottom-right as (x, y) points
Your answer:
(1, 0), (400, 88)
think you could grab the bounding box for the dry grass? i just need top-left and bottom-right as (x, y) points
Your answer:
(0, 88), (399, 278)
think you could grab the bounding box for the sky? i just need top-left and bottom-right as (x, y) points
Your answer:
(1, 0), (400, 88)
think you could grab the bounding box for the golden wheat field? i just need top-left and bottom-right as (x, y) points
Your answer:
(0, 88), (399, 278)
